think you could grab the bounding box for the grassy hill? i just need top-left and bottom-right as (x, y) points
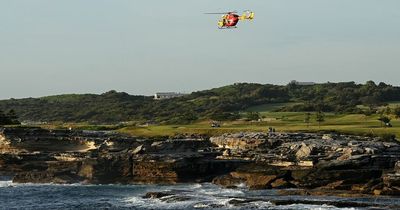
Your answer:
(0, 91), (152, 123)
(1, 81), (400, 124)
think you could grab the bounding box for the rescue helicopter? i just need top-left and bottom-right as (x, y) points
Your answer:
(205, 10), (254, 29)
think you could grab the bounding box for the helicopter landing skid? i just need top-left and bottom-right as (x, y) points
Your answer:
(218, 26), (237, 30)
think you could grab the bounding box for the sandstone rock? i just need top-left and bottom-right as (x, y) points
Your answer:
(295, 143), (314, 159)
(222, 149), (231, 156)
(322, 134), (334, 140)
(316, 180), (347, 190)
(364, 147), (376, 155)
(132, 145), (143, 154)
(277, 189), (310, 196)
(230, 172), (277, 190)
(291, 169), (312, 181)
(212, 174), (243, 188)
(380, 186), (400, 196)
(270, 178), (294, 189)
(296, 169), (382, 188)
(337, 148), (354, 160)
(373, 189), (383, 195)
(395, 161), (400, 174)
(2, 127), (400, 198)
(383, 172), (400, 188)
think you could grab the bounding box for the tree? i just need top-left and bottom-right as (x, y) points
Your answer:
(0, 110), (8, 125)
(363, 107), (375, 117)
(384, 106), (392, 115)
(210, 111), (240, 121)
(378, 116), (391, 127)
(315, 111), (325, 128)
(6, 109), (20, 125)
(378, 111), (384, 127)
(304, 112), (311, 127)
(394, 106), (400, 119)
(0, 109), (21, 125)
(246, 112), (261, 121)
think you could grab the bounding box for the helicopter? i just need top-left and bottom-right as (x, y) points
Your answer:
(205, 10), (254, 29)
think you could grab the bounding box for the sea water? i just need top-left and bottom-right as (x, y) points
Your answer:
(1, 179), (399, 210)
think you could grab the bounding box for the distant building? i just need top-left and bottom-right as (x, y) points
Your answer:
(21, 120), (48, 125)
(289, 80), (316, 86)
(154, 92), (187, 100)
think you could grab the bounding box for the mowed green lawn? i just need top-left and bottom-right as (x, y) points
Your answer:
(40, 102), (400, 138)
(117, 112), (400, 138)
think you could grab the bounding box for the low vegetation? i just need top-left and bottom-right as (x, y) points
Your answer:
(0, 109), (20, 125)
(1, 81), (400, 138)
(1, 81), (400, 124)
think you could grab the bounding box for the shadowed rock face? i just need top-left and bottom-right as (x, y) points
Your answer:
(0, 127), (244, 184)
(1, 128), (400, 196)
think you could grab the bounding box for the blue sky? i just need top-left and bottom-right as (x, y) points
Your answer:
(1, 0), (399, 99)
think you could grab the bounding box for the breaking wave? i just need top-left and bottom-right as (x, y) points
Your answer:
(0, 182), (398, 209)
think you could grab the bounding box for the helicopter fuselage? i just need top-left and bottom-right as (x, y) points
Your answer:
(211, 11), (254, 29)
(222, 13), (240, 27)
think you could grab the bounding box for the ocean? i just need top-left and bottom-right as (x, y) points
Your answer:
(1, 179), (399, 210)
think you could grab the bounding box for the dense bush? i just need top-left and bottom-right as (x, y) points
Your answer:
(0, 109), (20, 125)
(0, 81), (400, 124)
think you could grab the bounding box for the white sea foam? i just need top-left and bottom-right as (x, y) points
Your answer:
(273, 204), (357, 210)
(248, 200), (274, 208)
(0, 180), (12, 188)
(196, 183), (245, 197)
(121, 196), (150, 208)
(191, 183), (202, 189)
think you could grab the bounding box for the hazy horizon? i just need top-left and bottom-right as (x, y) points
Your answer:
(1, 0), (399, 99)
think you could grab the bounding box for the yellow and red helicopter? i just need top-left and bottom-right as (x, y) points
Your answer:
(205, 10), (254, 29)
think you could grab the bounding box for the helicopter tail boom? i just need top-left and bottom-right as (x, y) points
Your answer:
(238, 11), (255, 20)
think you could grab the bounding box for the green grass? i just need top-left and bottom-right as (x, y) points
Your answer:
(387, 101), (400, 108)
(34, 110), (400, 139)
(115, 112), (400, 139)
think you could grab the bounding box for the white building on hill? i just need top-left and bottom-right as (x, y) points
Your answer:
(290, 80), (316, 86)
(154, 92), (187, 100)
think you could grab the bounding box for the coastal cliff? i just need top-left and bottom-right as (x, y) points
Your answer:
(1, 127), (399, 196)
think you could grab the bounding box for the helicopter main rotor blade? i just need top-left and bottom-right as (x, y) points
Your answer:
(204, 11), (237, 14)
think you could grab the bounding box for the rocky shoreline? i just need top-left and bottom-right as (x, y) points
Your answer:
(1, 127), (400, 198)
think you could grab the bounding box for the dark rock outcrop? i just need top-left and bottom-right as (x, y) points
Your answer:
(1, 127), (400, 196)
(210, 132), (400, 195)
(0, 127), (245, 184)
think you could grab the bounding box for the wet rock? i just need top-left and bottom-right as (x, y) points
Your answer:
(143, 191), (192, 203)
(143, 192), (173, 199)
(160, 195), (191, 203)
(270, 178), (295, 189)
(212, 174), (242, 188)
(230, 171), (277, 190)
(228, 198), (260, 206)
